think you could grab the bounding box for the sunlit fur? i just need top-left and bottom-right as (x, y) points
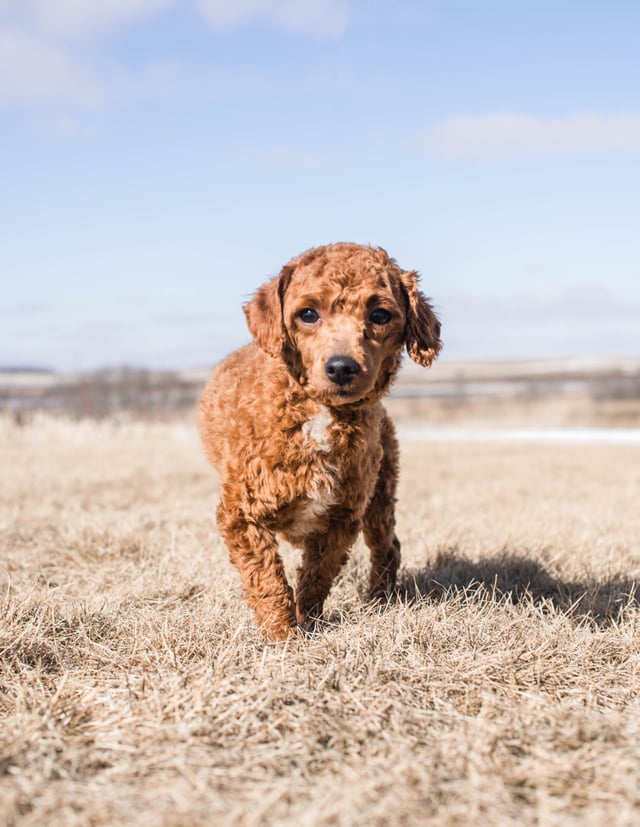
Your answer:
(199, 243), (442, 640)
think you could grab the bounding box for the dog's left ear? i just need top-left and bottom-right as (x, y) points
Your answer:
(400, 269), (442, 367)
(243, 266), (293, 357)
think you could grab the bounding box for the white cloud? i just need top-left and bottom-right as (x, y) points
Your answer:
(264, 148), (324, 167)
(195, 0), (269, 27)
(196, 0), (349, 38)
(0, 0), (350, 112)
(1, 0), (351, 40)
(0, 1), (174, 111)
(445, 285), (639, 324)
(105, 59), (272, 105)
(49, 113), (96, 138)
(421, 113), (640, 159)
(439, 286), (640, 360)
(0, 28), (100, 106)
(1, 0), (176, 39)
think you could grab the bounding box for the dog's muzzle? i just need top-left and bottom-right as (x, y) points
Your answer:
(325, 355), (361, 386)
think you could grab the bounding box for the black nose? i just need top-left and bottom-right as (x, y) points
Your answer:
(325, 355), (361, 386)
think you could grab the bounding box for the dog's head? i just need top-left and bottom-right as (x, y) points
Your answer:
(244, 243), (442, 407)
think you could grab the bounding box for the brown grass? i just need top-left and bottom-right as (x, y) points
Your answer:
(1, 413), (640, 826)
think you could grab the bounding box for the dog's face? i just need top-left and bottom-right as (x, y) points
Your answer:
(244, 243), (442, 407)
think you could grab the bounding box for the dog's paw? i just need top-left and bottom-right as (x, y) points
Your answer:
(297, 617), (319, 637)
(258, 619), (300, 643)
(368, 586), (395, 605)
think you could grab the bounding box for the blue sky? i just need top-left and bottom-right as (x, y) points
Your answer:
(1, 0), (639, 370)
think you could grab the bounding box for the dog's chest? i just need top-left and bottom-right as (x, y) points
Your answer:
(275, 406), (338, 541)
(301, 406), (334, 453)
(282, 405), (380, 540)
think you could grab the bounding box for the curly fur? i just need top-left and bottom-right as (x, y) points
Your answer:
(199, 243), (442, 640)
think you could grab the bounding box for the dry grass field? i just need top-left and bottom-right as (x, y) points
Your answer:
(1, 412), (640, 826)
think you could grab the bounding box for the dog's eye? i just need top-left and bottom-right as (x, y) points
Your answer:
(369, 308), (392, 325)
(298, 308), (320, 325)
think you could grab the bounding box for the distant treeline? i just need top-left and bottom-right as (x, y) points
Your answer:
(2, 364), (640, 421)
(1, 368), (205, 421)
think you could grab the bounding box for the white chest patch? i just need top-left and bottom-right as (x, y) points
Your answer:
(294, 490), (335, 535)
(283, 406), (337, 539)
(301, 405), (334, 453)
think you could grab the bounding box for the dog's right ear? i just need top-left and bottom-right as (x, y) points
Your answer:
(243, 265), (294, 357)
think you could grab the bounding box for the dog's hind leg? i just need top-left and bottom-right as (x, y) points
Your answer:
(363, 414), (401, 601)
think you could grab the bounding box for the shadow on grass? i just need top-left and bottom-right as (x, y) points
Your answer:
(398, 549), (639, 625)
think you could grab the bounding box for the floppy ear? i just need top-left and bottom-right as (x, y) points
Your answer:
(243, 266), (293, 357)
(400, 269), (442, 367)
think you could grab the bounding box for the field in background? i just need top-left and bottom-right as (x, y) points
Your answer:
(1, 414), (639, 825)
(389, 356), (640, 429)
(3, 356), (640, 427)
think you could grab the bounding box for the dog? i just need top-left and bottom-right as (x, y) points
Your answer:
(199, 243), (441, 640)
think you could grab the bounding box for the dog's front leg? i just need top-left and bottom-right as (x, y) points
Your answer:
(295, 517), (360, 632)
(363, 415), (401, 601)
(216, 498), (297, 641)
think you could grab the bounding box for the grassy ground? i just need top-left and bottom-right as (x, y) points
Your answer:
(1, 413), (639, 826)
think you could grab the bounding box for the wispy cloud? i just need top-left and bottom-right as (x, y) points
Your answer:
(0, 0), (351, 113)
(195, 0), (350, 39)
(1, 0), (351, 40)
(445, 285), (640, 324)
(2, 302), (52, 316)
(440, 286), (640, 360)
(264, 148), (325, 168)
(0, 0), (176, 40)
(107, 60), (273, 104)
(0, 28), (100, 107)
(420, 113), (640, 159)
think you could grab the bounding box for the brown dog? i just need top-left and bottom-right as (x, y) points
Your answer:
(199, 243), (441, 640)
